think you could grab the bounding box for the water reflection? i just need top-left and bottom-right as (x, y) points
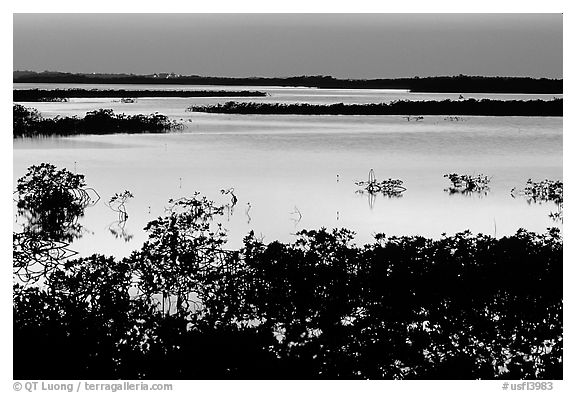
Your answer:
(290, 206), (303, 227)
(107, 220), (133, 242)
(245, 202), (252, 224)
(13, 232), (78, 282)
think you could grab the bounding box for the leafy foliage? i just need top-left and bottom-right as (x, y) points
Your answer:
(132, 195), (232, 316)
(14, 255), (155, 379)
(13, 104), (41, 131)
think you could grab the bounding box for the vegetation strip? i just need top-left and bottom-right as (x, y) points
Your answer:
(187, 99), (562, 116)
(14, 72), (563, 93)
(13, 105), (180, 137)
(14, 88), (267, 101)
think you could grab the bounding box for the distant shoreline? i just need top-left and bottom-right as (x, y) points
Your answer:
(13, 72), (563, 94)
(13, 89), (267, 102)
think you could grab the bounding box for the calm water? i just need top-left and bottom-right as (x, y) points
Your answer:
(13, 85), (563, 258)
(14, 82), (561, 115)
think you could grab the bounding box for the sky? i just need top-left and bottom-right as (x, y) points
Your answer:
(13, 13), (563, 79)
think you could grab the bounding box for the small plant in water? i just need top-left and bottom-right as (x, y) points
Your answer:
(107, 190), (134, 242)
(107, 190), (134, 221)
(355, 169), (406, 198)
(220, 188), (238, 221)
(512, 179), (563, 222)
(403, 115), (424, 122)
(444, 173), (491, 196)
(120, 97), (137, 103)
(220, 188), (238, 206)
(520, 179), (563, 204)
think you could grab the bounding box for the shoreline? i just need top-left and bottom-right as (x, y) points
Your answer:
(14, 88), (267, 102)
(13, 72), (563, 94)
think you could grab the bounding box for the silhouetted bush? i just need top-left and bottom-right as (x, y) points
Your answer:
(13, 105), (179, 137)
(13, 164), (101, 282)
(14, 163), (96, 243)
(13, 164), (563, 379)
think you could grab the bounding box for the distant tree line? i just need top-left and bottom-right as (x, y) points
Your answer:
(188, 99), (563, 116)
(13, 105), (179, 137)
(13, 71), (563, 94)
(14, 88), (266, 102)
(13, 163), (562, 379)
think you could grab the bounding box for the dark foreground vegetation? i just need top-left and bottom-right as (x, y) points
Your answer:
(14, 71), (563, 94)
(13, 163), (562, 379)
(13, 104), (180, 137)
(188, 99), (562, 117)
(14, 88), (267, 102)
